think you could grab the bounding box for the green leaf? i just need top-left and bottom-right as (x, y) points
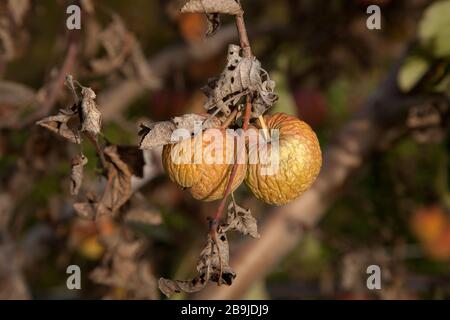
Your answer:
(419, 0), (450, 57)
(398, 55), (430, 92)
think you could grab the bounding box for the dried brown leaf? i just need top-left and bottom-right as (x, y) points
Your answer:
(222, 202), (259, 238)
(172, 113), (216, 134)
(73, 145), (133, 218)
(159, 232), (235, 297)
(70, 154), (88, 196)
(139, 113), (220, 150)
(158, 276), (207, 298)
(139, 121), (176, 150)
(36, 111), (81, 144)
(197, 232), (235, 285)
(181, 0), (242, 15)
(101, 145), (133, 213)
(80, 87), (102, 136)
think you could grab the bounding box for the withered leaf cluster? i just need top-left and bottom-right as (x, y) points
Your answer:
(73, 145), (140, 219)
(159, 200), (258, 297)
(202, 44), (278, 119)
(222, 202), (260, 238)
(36, 75), (102, 144)
(36, 109), (82, 144)
(36, 76), (145, 219)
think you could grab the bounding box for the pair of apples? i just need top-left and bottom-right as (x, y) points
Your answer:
(162, 113), (322, 206)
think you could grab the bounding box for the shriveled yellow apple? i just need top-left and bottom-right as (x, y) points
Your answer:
(162, 119), (246, 201)
(245, 113), (322, 205)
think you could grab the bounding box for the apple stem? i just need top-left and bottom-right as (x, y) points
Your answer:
(258, 115), (270, 142)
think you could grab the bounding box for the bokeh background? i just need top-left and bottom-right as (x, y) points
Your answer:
(0, 0), (449, 299)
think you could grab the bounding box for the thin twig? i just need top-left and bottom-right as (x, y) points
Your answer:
(210, 8), (254, 228)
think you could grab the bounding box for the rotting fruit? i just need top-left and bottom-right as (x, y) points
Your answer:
(162, 117), (247, 201)
(245, 112), (322, 205)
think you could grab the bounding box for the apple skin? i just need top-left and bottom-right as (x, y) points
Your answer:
(162, 118), (246, 202)
(245, 113), (322, 205)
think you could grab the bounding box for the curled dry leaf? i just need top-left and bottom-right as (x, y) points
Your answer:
(202, 44), (278, 118)
(70, 154), (88, 196)
(159, 232), (235, 297)
(139, 121), (175, 150)
(80, 87), (102, 136)
(222, 202), (259, 238)
(159, 277), (207, 298)
(180, 0), (241, 37)
(139, 113), (220, 150)
(36, 110), (81, 144)
(73, 145), (134, 219)
(198, 232), (235, 285)
(180, 0), (242, 16)
(101, 145), (133, 213)
(37, 76), (103, 143)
